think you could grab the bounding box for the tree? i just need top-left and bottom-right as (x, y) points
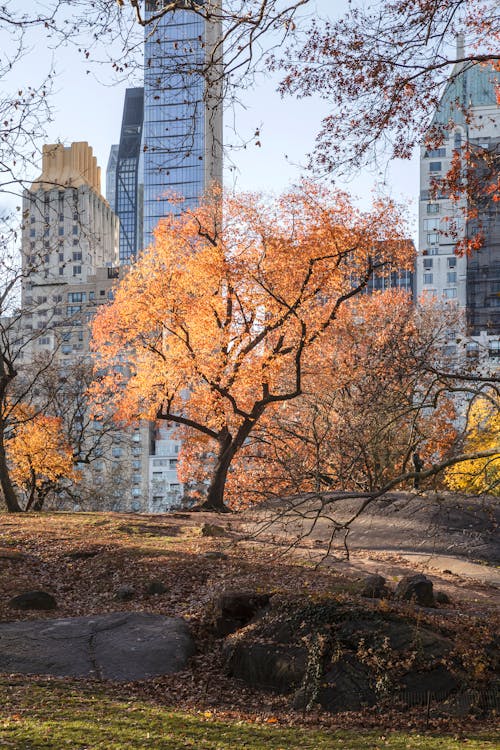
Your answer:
(91, 183), (414, 510)
(446, 392), (500, 495)
(6, 405), (79, 510)
(277, 1), (499, 175)
(224, 290), (459, 507)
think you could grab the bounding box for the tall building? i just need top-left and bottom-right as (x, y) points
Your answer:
(416, 45), (500, 351)
(106, 144), (119, 212)
(20, 142), (151, 513)
(142, 0), (222, 245)
(115, 88), (144, 262)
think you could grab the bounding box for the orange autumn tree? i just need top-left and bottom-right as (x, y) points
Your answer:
(7, 405), (79, 511)
(225, 291), (459, 507)
(91, 183), (413, 511)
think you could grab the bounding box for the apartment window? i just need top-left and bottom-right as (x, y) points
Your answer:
(426, 148), (446, 158)
(59, 252), (64, 262)
(423, 273), (433, 284)
(38, 336), (50, 346)
(72, 225), (78, 235)
(443, 345), (457, 357)
(112, 446), (122, 458)
(58, 227), (64, 236)
(67, 306), (81, 316)
(72, 239), (79, 246)
(73, 265), (82, 276)
(30, 229), (35, 237)
(62, 345), (72, 355)
(447, 257), (457, 269)
(427, 232), (440, 245)
(133, 474), (142, 484)
(132, 447), (142, 456)
(72, 251), (82, 261)
(423, 218), (439, 230)
(426, 203), (440, 214)
(423, 258), (433, 269)
(447, 272), (457, 284)
(489, 341), (500, 358)
(89, 291), (95, 300)
(68, 292), (86, 303)
(132, 460), (141, 470)
(454, 131), (462, 149)
(30, 215), (35, 224)
(429, 162), (442, 172)
(466, 342), (479, 358)
(59, 267), (64, 276)
(444, 288), (457, 299)
(169, 459), (177, 469)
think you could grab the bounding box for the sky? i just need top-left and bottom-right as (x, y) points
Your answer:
(5, 0), (420, 237)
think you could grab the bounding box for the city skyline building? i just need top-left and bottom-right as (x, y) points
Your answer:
(416, 43), (500, 353)
(142, 0), (223, 245)
(115, 87), (144, 262)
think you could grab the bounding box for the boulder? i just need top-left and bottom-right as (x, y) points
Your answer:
(9, 591), (57, 611)
(395, 574), (434, 607)
(435, 591), (451, 605)
(399, 665), (459, 703)
(359, 574), (389, 598)
(317, 654), (376, 712)
(0, 612), (194, 681)
(225, 640), (307, 693)
(214, 591), (270, 636)
(201, 523), (227, 537)
(145, 580), (168, 595)
(114, 585), (135, 601)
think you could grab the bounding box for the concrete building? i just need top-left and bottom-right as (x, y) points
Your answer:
(416, 45), (500, 358)
(20, 142), (150, 512)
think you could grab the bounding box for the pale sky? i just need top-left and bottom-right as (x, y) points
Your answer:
(4, 0), (419, 236)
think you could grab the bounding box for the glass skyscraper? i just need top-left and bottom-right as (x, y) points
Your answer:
(116, 87), (144, 263)
(143, 0), (222, 245)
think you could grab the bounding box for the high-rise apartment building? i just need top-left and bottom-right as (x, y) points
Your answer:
(416, 47), (500, 352)
(142, 0), (222, 245)
(106, 144), (119, 213)
(19, 142), (151, 512)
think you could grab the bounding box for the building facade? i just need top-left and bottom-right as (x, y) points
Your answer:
(115, 87), (144, 262)
(416, 49), (500, 356)
(20, 142), (150, 512)
(142, 0), (223, 245)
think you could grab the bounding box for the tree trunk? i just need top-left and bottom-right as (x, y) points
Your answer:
(199, 433), (237, 512)
(0, 429), (22, 513)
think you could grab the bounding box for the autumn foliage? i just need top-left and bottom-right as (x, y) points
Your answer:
(446, 393), (500, 495)
(91, 183), (414, 510)
(6, 405), (79, 510)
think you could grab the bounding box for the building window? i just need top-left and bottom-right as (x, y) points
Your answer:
(489, 341), (500, 357)
(67, 306), (82, 315)
(426, 203), (440, 214)
(423, 218), (439, 230)
(423, 258), (433, 269)
(73, 265), (82, 276)
(58, 227), (64, 236)
(447, 272), (457, 284)
(72, 251), (82, 261)
(466, 342), (479, 359)
(169, 459), (177, 469)
(72, 225), (78, 235)
(112, 446), (122, 458)
(427, 232), (440, 245)
(423, 273), (433, 284)
(426, 148), (446, 158)
(429, 162), (442, 172)
(443, 288), (457, 299)
(30, 229), (35, 237)
(447, 257), (457, 269)
(443, 345), (457, 357)
(59, 267), (64, 276)
(68, 292), (86, 303)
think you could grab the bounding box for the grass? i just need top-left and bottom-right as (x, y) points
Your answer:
(0, 680), (497, 750)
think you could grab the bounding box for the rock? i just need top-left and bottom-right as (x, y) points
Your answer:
(214, 591), (270, 636)
(395, 574), (434, 607)
(145, 580), (168, 595)
(67, 550), (100, 560)
(0, 548), (29, 561)
(9, 591), (57, 611)
(203, 551), (228, 561)
(360, 574), (389, 598)
(317, 655), (376, 712)
(225, 641), (307, 693)
(435, 591), (451, 605)
(115, 586), (135, 601)
(0, 613), (194, 681)
(201, 523), (227, 537)
(399, 665), (459, 703)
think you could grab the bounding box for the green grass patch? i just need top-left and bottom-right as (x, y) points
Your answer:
(0, 680), (496, 750)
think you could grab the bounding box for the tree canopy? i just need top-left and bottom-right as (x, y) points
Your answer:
(91, 183), (413, 509)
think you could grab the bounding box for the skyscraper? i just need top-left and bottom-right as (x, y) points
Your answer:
(115, 87), (144, 262)
(106, 144), (119, 213)
(142, 0), (222, 245)
(416, 46), (500, 349)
